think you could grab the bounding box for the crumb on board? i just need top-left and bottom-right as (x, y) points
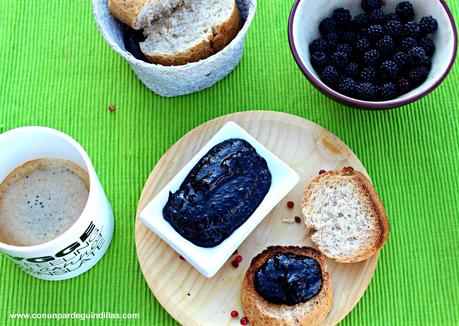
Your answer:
(282, 216), (296, 224)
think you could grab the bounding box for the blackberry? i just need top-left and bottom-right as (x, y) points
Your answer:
(343, 31), (357, 44)
(419, 37), (436, 57)
(333, 8), (352, 25)
(357, 82), (377, 100)
(370, 9), (386, 24)
(385, 13), (400, 22)
(325, 32), (340, 47)
(309, 38), (329, 54)
(336, 43), (353, 56)
(363, 49), (381, 66)
(345, 63), (360, 77)
(320, 17), (337, 35)
(356, 37), (371, 52)
(380, 82), (398, 99)
(377, 36), (396, 56)
(339, 77), (358, 96)
(358, 27), (370, 38)
(396, 1), (415, 22)
(380, 60), (399, 80)
(367, 24), (384, 40)
(408, 46), (429, 65)
(419, 16), (438, 34)
(362, 0), (382, 13)
(331, 51), (349, 68)
(423, 60), (432, 71)
(400, 37), (417, 50)
(360, 67), (377, 82)
(320, 65), (340, 85)
(397, 76), (413, 94)
(393, 51), (408, 68)
(311, 52), (328, 69)
(408, 66), (429, 85)
(353, 13), (371, 29)
(385, 20), (402, 37)
(402, 21), (420, 38)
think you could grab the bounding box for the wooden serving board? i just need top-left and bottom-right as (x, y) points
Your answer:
(135, 111), (379, 326)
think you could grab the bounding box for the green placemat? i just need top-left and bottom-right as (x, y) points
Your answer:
(0, 0), (458, 325)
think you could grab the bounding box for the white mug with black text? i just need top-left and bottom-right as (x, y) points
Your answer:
(0, 127), (114, 280)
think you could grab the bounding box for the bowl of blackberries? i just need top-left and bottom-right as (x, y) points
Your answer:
(289, 0), (457, 109)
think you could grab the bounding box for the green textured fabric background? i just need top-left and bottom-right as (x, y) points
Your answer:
(0, 0), (458, 325)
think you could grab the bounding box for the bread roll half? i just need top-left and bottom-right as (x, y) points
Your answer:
(242, 246), (333, 326)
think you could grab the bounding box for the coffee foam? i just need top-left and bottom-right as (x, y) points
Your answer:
(0, 159), (89, 246)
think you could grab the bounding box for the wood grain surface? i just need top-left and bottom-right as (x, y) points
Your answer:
(135, 111), (379, 326)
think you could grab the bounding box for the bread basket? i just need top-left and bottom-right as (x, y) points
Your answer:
(93, 0), (257, 97)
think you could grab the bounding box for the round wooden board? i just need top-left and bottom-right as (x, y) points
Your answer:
(135, 111), (379, 326)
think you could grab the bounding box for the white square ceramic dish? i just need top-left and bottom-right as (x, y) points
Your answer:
(139, 121), (300, 277)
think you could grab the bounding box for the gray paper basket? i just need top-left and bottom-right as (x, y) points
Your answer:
(93, 0), (256, 97)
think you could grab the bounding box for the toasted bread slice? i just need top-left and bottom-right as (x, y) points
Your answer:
(302, 167), (389, 263)
(242, 246), (333, 326)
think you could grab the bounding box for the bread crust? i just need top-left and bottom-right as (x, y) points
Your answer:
(302, 167), (390, 263)
(143, 1), (242, 65)
(108, 0), (149, 29)
(242, 246), (333, 326)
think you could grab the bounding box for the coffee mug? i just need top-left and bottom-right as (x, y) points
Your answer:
(0, 127), (114, 280)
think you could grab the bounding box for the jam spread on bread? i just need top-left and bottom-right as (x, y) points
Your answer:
(163, 139), (271, 247)
(254, 253), (323, 305)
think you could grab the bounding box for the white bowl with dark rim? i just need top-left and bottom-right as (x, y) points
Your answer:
(288, 0), (458, 109)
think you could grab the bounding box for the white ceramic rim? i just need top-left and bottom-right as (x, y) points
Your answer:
(0, 127), (97, 253)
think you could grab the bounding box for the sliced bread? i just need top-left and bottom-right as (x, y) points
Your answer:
(140, 0), (241, 65)
(302, 167), (389, 263)
(242, 246), (333, 326)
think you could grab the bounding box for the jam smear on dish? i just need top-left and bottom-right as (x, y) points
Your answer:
(163, 138), (272, 248)
(254, 253), (323, 305)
